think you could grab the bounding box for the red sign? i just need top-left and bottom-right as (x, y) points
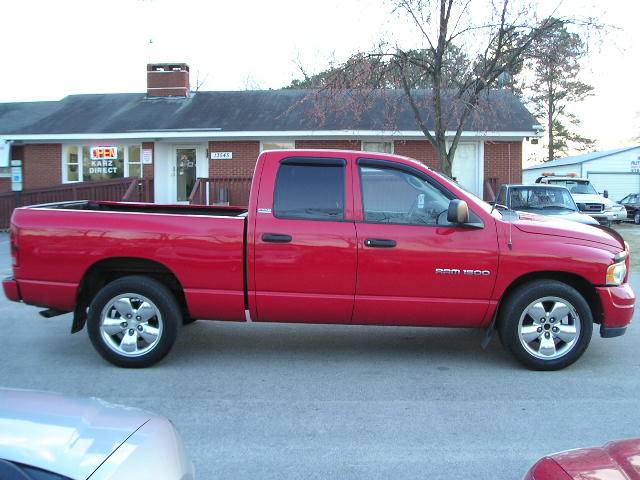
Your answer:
(90, 146), (118, 160)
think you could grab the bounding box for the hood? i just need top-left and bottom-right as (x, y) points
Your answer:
(550, 438), (640, 480)
(513, 212), (623, 249)
(517, 210), (599, 225)
(0, 389), (152, 480)
(571, 193), (608, 204)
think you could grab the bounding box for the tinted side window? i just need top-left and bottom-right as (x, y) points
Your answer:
(359, 166), (451, 225)
(274, 163), (345, 220)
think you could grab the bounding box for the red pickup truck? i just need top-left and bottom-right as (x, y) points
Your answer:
(3, 150), (635, 370)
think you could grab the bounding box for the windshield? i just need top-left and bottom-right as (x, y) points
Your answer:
(507, 186), (577, 212)
(546, 179), (598, 195)
(433, 170), (495, 214)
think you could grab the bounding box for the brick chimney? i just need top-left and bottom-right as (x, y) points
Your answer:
(146, 63), (190, 97)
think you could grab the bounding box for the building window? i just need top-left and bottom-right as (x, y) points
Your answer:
(261, 140), (295, 151)
(66, 146), (81, 182)
(63, 144), (142, 183)
(127, 145), (142, 178)
(362, 141), (393, 154)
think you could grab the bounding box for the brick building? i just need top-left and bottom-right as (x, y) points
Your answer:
(0, 63), (539, 203)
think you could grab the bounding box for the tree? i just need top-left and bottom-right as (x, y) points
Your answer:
(528, 19), (595, 161)
(290, 1), (590, 176)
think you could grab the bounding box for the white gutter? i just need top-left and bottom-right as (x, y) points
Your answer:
(5, 129), (537, 141)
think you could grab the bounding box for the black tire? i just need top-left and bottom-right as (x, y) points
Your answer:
(634, 212), (640, 225)
(87, 275), (181, 368)
(498, 280), (593, 371)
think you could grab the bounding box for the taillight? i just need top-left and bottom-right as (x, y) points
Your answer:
(10, 226), (18, 267)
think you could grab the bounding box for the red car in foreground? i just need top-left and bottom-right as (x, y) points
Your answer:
(525, 438), (640, 479)
(2, 150), (635, 369)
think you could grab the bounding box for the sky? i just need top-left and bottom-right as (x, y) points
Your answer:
(0, 0), (638, 163)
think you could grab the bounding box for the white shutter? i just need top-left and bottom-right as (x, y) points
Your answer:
(0, 139), (11, 167)
(587, 173), (640, 202)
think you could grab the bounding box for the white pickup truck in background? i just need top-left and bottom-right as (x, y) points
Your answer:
(534, 174), (627, 225)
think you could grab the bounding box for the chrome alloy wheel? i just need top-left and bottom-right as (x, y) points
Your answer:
(517, 296), (581, 360)
(99, 293), (163, 357)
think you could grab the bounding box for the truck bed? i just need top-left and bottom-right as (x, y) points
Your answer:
(11, 200), (248, 322)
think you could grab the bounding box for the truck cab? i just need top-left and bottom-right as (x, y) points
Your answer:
(535, 173), (626, 224)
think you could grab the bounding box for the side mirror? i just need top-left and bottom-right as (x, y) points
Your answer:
(447, 199), (469, 224)
(576, 203), (586, 211)
(603, 190), (609, 198)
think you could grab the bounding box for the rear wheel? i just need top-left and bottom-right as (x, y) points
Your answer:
(499, 280), (593, 370)
(87, 275), (181, 368)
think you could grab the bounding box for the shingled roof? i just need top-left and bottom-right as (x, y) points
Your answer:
(0, 89), (538, 137)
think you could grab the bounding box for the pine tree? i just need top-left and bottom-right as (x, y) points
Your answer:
(529, 20), (595, 161)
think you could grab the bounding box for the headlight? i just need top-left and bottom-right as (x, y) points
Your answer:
(606, 262), (627, 286)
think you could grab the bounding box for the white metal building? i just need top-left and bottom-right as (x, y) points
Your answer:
(523, 146), (640, 201)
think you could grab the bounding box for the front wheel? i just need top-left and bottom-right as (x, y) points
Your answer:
(87, 275), (182, 368)
(634, 212), (640, 224)
(498, 280), (593, 370)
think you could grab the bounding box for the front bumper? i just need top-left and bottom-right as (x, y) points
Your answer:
(2, 277), (21, 302)
(596, 283), (635, 337)
(608, 209), (628, 221)
(588, 211), (617, 223)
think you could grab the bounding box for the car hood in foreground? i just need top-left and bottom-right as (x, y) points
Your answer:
(513, 212), (624, 250)
(0, 389), (152, 480)
(528, 438), (640, 479)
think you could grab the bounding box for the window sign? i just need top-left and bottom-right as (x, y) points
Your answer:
(11, 160), (22, 192)
(63, 144), (142, 183)
(90, 146), (118, 160)
(631, 159), (640, 173)
(89, 146), (120, 176)
(142, 149), (153, 164)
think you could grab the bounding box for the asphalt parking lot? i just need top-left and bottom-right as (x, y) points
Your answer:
(1, 232), (639, 480)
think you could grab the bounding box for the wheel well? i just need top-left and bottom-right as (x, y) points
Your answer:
(496, 271), (603, 328)
(72, 257), (190, 332)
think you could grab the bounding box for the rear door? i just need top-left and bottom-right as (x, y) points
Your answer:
(252, 154), (357, 323)
(352, 158), (499, 327)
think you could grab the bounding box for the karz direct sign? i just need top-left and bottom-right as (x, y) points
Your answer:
(90, 146), (118, 174)
(633, 159), (640, 173)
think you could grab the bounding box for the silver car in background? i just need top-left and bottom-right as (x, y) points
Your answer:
(0, 389), (194, 480)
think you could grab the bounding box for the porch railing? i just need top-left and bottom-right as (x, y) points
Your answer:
(0, 177), (154, 229)
(122, 178), (154, 203)
(189, 177), (252, 206)
(484, 177), (500, 202)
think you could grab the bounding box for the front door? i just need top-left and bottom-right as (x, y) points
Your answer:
(451, 143), (481, 196)
(175, 147), (197, 202)
(353, 160), (498, 327)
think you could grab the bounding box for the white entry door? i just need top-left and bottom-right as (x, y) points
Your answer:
(169, 144), (207, 204)
(451, 143), (481, 196)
